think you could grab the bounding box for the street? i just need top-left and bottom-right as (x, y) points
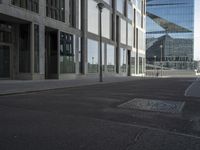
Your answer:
(0, 78), (200, 150)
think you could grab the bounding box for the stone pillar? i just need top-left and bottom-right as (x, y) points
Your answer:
(81, 0), (88, 74)
(39, 24), (45, 76)
(57, 30), (60, 79)
(30, 22), (35, 77)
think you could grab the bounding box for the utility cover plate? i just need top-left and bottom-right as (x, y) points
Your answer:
(118, 98), (185, 113)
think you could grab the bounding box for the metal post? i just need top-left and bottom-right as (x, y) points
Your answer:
(97, 3), (104, 82)
(160, 45), (163, 77)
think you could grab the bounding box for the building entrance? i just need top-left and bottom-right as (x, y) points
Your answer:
(45, 28), (58, 79)
(0, 45), (10, 78)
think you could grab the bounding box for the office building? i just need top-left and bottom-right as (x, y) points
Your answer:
(0, 0), (146, 80)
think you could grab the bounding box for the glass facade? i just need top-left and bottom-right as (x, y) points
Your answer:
(146, 0), (195, 70)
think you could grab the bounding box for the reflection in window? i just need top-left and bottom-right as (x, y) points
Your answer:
(60, 32), (75, 73)
(120, 18), (127, 44)
(88, 0), (99, 35)
(46, 0), (65, 22)
(107, 44), (115, 72)
(120, 48), (127, 73)
(88, 39), (98, 73)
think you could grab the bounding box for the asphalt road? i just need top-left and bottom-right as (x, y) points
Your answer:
(0, 78), (200, 150)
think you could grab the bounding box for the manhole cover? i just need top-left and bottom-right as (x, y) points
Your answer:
(118, 98), (185, 113)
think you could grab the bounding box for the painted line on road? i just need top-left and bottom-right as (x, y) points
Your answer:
(184, 77), (199, 97)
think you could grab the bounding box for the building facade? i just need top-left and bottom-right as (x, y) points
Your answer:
(146, 0), (199, 70)
(0, 0), (146, 80)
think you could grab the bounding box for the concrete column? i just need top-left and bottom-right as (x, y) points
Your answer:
(30, 22), (35, 76)
(112, 0), (116, 42)
(81, 0), (88, 74)
(39, 24), (45, 75)
(57, 30), (60, 79)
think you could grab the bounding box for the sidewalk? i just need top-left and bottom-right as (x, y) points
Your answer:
(0, 76), (146, 96)
(185, 77), (200, 97)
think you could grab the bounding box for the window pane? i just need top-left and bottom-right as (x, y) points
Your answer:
(120, 48), (127, 73)
(117, 0), (124, 14)
(88, 39), (98, 73)
(102, 8), (111, 39)
(120, 18), (127, 44)
(60, 32), (75, 73)
(107, 44), (115, 72)
(88, 0), (99, 35)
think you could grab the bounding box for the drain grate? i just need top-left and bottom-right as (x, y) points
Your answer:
(118, 98), (185, 113)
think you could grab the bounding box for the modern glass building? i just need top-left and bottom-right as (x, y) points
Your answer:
(146, 0), (200, 70)
(0, 0), (146, 80)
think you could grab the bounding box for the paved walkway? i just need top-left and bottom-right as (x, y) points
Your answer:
(0, 76), (145, 95)
(185, 77), (200, 97)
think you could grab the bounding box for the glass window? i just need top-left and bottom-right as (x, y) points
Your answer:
(12, 0), (39, 13)
(34, 24), (39, 73)
(128, 23), (133, 46)
(117, 0), (125, 14)
(46, 0), (65, 22)
(107, 44), (115, 72)
(128, 3), (133, 20)
(88, 0), (99, 35)
(136, 11), (141, 27)
(69, 0), (75, 27)
(102, 8), (111, 39)
(120, 48), (127, 73)
(139, 57), (143, 74)
(60, 32), (75, 73)
(120, 18), (127, 44)
(0, 23), (12, 43)
(88, 39), (99, 73)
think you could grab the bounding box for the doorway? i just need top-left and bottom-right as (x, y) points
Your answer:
(45, 29), (58, 79)
(0, 45), (10, 79)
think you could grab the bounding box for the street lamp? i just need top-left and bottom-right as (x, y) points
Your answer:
(97, 2), (104, 82)
(160, 44), (163, 77)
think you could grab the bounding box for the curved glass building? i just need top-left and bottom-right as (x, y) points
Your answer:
(146, 0), (200, 70)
